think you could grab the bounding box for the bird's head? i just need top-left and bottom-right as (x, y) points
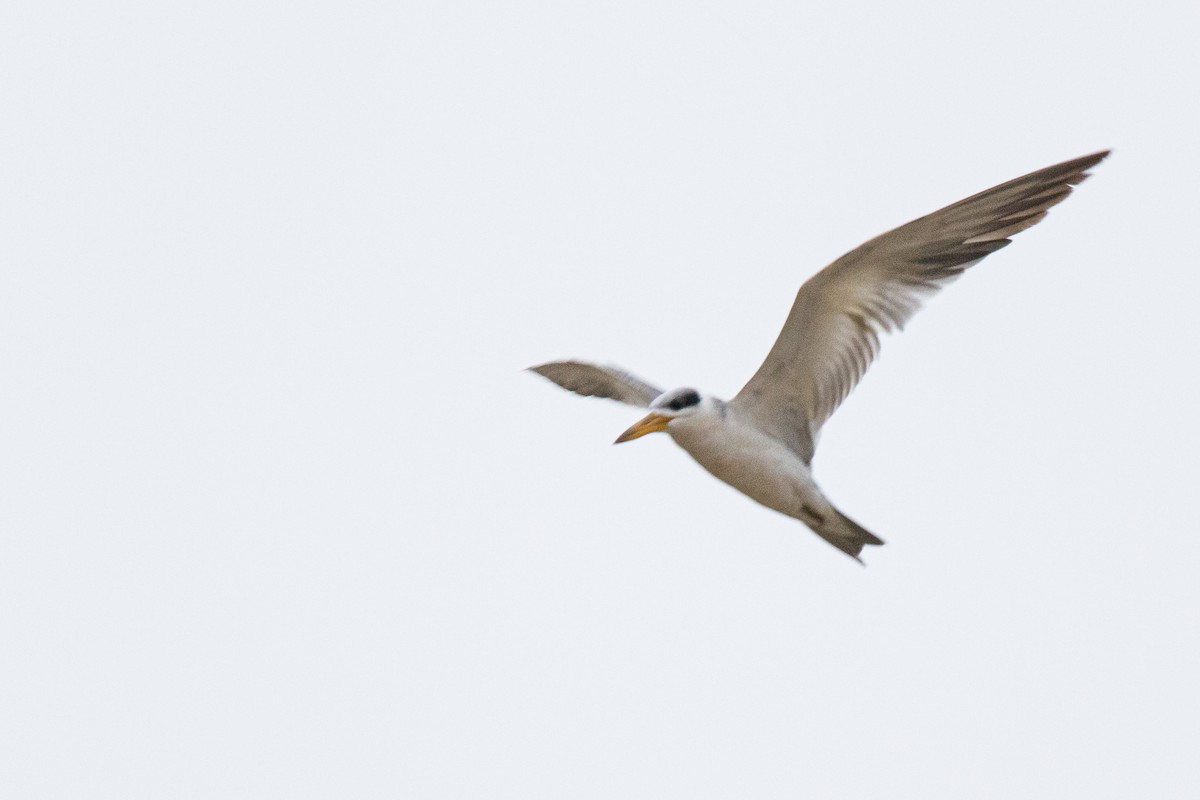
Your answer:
(614, 387), (710, 443)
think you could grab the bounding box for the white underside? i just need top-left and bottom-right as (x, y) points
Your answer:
(666, 406), (832, 522)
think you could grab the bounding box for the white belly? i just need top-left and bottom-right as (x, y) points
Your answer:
(667, 410), (823, 519)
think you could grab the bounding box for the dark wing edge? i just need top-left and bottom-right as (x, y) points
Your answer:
(527, 360), (664, 407)
(731, 150), (1110, 459)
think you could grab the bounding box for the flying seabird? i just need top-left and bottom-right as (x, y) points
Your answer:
(529, 151), (1109, 561)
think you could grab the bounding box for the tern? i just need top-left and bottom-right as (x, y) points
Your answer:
(530, 151), (1109, 561)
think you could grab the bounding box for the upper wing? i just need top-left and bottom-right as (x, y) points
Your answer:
(528, 360), (664, 407)
(732, 150), (1110, 461)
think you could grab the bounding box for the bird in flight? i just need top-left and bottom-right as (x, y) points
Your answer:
(529, 151), (1109, 561)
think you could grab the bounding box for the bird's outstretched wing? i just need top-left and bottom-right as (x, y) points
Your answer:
(528, 360), (664, 407)
(732, 150), (1110, 462)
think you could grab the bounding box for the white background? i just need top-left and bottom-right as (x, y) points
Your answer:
(3, 1), (1199, 797)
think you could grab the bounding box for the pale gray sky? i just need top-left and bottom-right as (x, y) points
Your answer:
(3, 1), (1199, 798)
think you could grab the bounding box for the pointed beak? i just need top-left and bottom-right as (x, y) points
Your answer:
(614, 412), (671, 444)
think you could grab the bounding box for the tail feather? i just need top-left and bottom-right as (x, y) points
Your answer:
(818, 508), (884, 563)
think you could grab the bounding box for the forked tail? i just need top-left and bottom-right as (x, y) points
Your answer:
(809, 506), (885, 563)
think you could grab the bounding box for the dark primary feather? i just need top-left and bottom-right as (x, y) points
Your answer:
(732, 150), (1109, 462)
(527, 360), (663, 407)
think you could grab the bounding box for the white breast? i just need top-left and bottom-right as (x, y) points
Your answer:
(667, 406), (817, 517)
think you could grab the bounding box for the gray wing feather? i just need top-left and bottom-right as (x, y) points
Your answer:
(528, 360), (663, 407)
(732, 150), (1109, 461)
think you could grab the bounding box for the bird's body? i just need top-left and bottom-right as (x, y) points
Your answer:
(667, 398), (814, 518)
(664, 400), (875, 558)
(530, 151), (1109, 561)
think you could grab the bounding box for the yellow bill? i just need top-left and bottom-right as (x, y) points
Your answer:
(614, 413), (671, 444)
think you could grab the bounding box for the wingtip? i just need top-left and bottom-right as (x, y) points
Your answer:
(1076, 149), (1113, 171)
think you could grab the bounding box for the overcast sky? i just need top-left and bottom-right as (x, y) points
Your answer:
(3, 1), (1199, 798)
